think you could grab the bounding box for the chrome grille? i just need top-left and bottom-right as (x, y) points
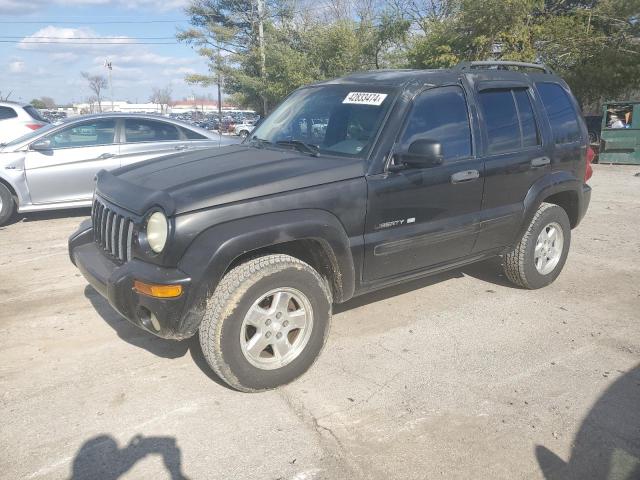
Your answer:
(92, 197), (134, 262)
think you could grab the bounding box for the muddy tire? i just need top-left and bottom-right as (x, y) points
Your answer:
(503, 203), (571, 289)
(199, 254), (332, 392)
(0, 183), (15, 226)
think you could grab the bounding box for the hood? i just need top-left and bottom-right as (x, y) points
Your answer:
(97, 144), (365, 215)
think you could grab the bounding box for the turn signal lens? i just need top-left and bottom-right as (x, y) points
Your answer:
(133, 281), (182, 298)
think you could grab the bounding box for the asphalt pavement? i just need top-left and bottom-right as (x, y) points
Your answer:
(0, 164), (638, 480)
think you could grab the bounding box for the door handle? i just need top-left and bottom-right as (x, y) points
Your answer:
(531, 156), (551, 167)
(174, 145), (188, 151)
(451, 169), (480, 184)
(98, 153), (115, 159)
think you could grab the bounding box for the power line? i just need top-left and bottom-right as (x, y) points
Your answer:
(0, 36), (177, 40)
(0, 40), (178, 44)
(0, 19), (186, 24)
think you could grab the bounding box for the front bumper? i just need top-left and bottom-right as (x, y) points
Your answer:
(69, 221), (199, 340)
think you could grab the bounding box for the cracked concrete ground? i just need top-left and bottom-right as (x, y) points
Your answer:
(1, 164), (639, 480)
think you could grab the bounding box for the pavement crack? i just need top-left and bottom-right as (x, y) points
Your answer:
(278, 390), (362, 479)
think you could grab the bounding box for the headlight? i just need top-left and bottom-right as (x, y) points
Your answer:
(146, 211), (168, 253)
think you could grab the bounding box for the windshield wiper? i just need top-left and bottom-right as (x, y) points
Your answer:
(247, 136), (272, 148)
(275, 140), (320, 157)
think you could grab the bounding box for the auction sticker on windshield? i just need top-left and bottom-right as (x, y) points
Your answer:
(343, 92), (388, 106)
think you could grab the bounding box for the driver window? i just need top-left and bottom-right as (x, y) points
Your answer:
(47, 120), (116, 149)
(400, 86), (472, 162)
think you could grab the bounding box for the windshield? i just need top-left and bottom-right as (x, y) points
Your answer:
(250, 85), (396, 158)
(1, 122), (57, 147)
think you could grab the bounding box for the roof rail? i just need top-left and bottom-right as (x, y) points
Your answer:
(454, 61), (553, 74)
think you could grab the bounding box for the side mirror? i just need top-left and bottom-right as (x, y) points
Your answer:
(31, 138), (52, 151)
(393, 139), (443, 170)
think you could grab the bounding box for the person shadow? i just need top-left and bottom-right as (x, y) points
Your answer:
(70, 434), (189, 480)
(536, 365), (640, 480)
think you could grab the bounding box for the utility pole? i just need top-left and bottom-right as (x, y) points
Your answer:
(105, 59), (114, 112)
(256, 0), (267, 115)
(217, 46), (223, 147)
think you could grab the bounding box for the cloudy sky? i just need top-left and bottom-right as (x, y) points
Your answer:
(0, 0), (218, 105)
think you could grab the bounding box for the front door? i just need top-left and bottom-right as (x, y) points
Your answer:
(25, 119), (119, 204)
(363, 85), (484, 282)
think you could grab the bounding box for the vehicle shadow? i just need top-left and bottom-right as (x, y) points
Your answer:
(335, 256), (515, 314)
(4, 207), (91, 226)
(84, 285), (230, 388)
(84, 285), (189, 360)
(69, 434), (189, 480)
(536, 365), (640, 480)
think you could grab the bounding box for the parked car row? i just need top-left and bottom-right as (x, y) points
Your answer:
(0, 113), (238, 225)
(168, 111), (259, 136)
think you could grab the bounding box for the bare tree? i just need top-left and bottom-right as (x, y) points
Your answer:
(150, 86), (173, 114)
(40, 96), (56, 109)
(81, 72), (108, 113)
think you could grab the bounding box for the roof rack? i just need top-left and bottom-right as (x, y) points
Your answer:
(454, 61), (553, 74)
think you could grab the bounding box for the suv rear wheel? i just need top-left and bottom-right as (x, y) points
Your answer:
(199, 254), (332, 392)
(503, 203), (571, 289)
(0, 183), (16, 226)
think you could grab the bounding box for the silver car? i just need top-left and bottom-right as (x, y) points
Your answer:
(0, 113), (237, 225)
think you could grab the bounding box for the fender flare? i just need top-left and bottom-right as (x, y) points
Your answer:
(519, 170), (582, 239)
(177, 209), (356, 334)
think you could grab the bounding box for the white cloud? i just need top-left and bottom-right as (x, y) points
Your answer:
(9, 60), (25, 73)
(19, 26), (134, 53)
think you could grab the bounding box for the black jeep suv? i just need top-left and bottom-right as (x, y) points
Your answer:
(69, 61), (592, 392)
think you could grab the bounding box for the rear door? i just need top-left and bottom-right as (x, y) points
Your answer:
(364, 85), (484, 281)
(24, 119), (119, 204)
(473, 86), (549, 252)
(118, 118), (188, 167)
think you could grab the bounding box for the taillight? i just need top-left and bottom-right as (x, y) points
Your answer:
(585, 146), (594, 182)
(26, 124), (44, 131)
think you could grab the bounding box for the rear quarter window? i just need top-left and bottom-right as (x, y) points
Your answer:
(0, 106), (18, 120)
(181, 127), (207, 140)
(24, 106), (47, 122)
(536, 83), (581, 144)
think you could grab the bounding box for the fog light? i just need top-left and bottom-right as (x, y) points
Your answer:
(133, 280), (182, 298)
(149, 312), (161, 332)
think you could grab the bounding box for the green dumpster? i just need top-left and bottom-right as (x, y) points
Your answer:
(599, 101), (640, 164)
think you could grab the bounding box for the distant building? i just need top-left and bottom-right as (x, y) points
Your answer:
(70, 99), (246, 116)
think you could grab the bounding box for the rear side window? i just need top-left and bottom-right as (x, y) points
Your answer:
(400, 86), (472, 162)
(0, 106), (17, 120)
(181, 127), (207, 140)
(478, 89), (541, 154)
(514, 90), (539, 147)
(124, 119), (180, 143)
(478, 90), (520, 154)
(536, 83), (581, 144)
(24, 106), (47, 122)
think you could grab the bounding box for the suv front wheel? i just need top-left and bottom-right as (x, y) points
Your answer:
(199, 254), (332, 392)
(503, 203), (571, 289)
